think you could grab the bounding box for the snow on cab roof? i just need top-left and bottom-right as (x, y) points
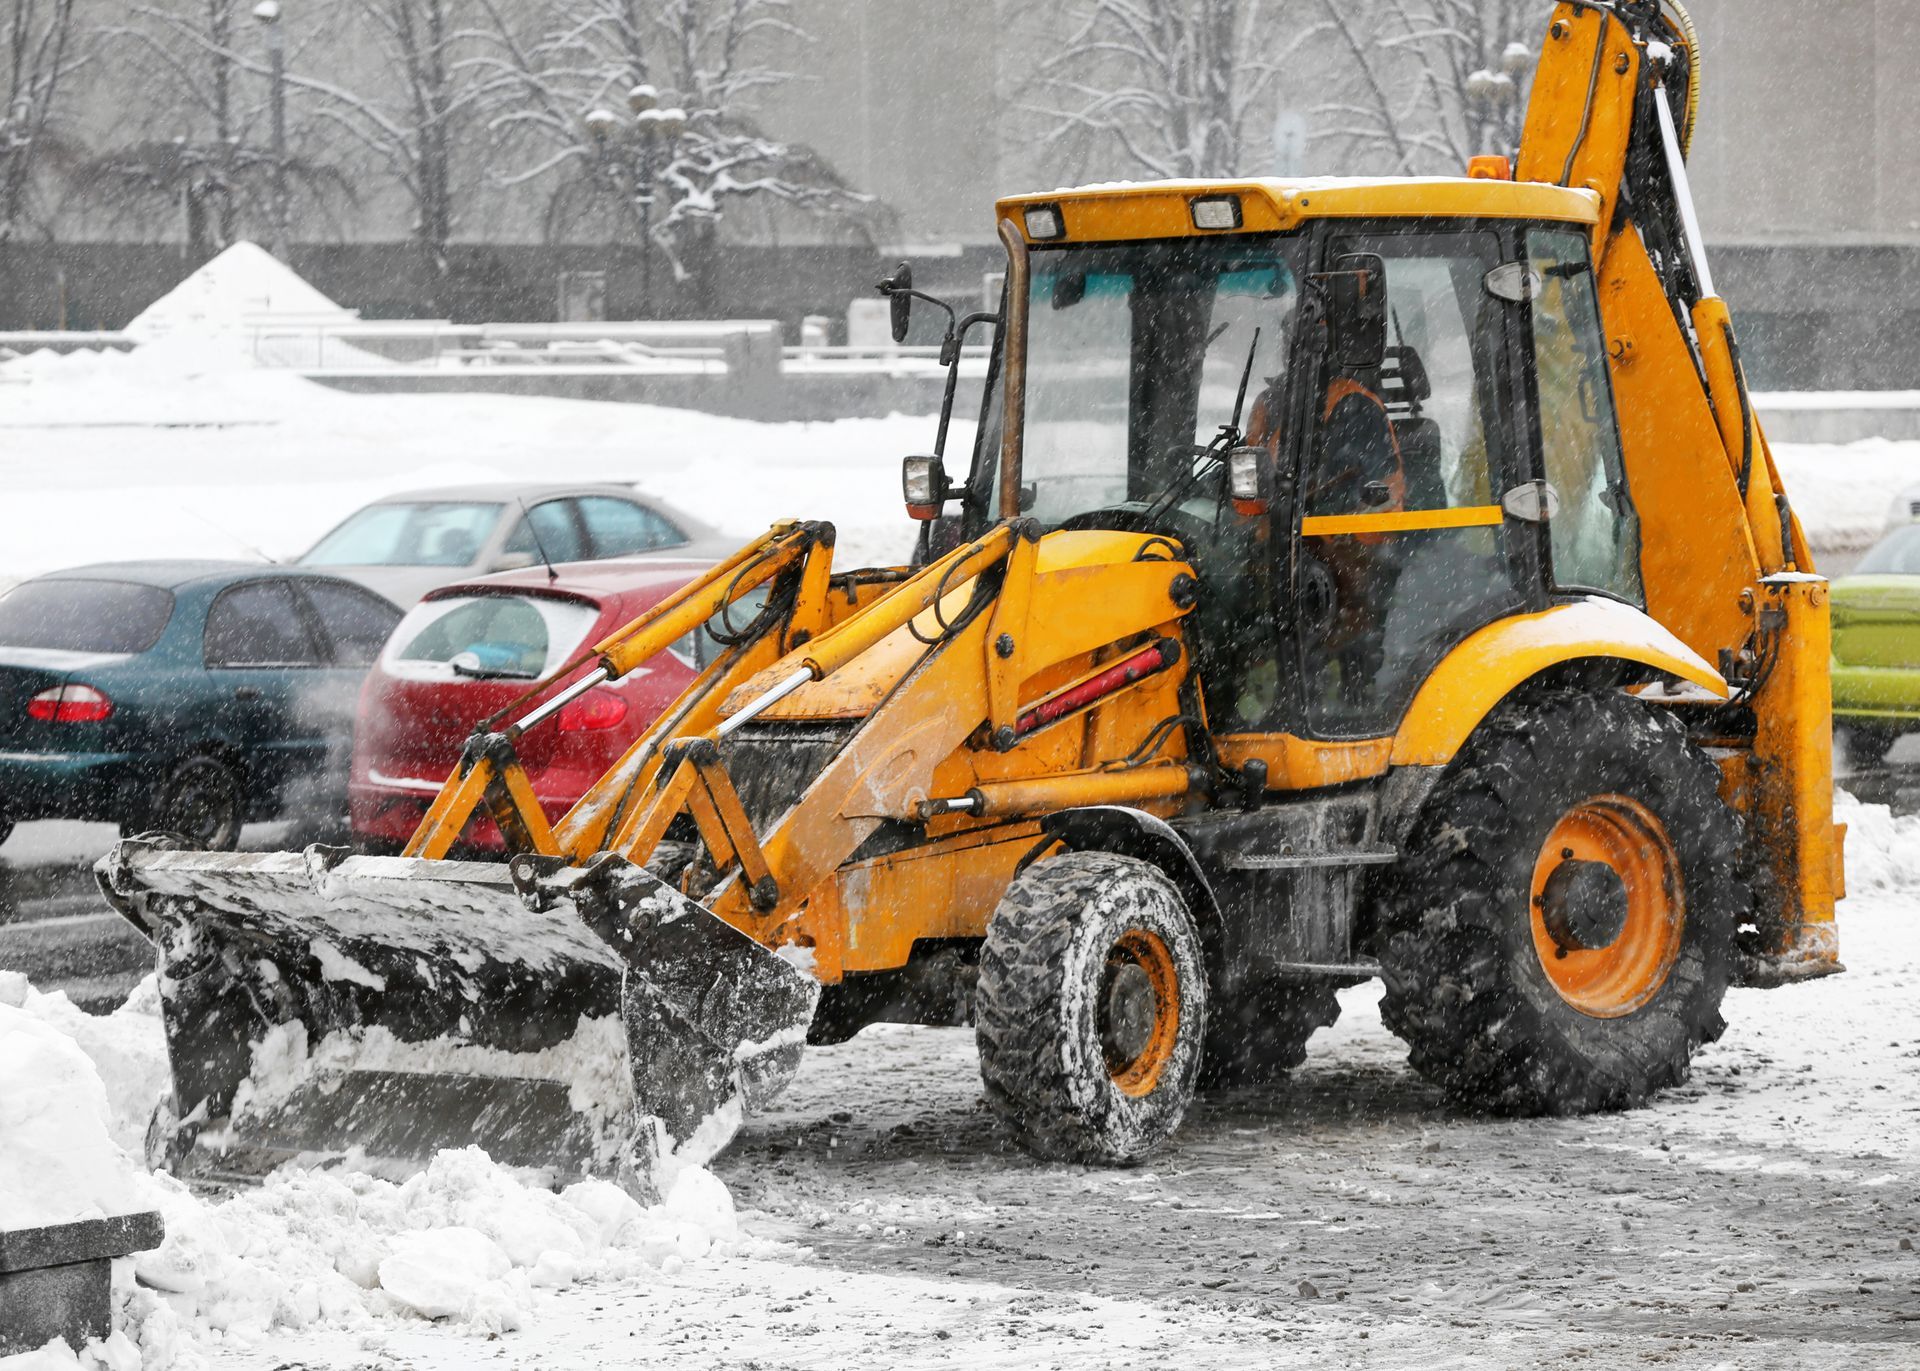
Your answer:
(997, 176), (1601, 242)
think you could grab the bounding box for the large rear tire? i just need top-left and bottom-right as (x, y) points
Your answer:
(977, 852), (1207, 1163)
(1378, 690), (1740, 1116)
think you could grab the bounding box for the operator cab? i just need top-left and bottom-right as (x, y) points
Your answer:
(895, 178), (1643, 754)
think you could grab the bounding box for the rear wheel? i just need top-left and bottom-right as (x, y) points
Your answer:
(128, 755), (245, 852)
(977, 852), (1207, 1163)
(1843, 725), (1898, 769)
(1378, 690), (1740, 1116)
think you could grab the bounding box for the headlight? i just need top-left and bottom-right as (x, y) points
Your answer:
(1189, 195), (1242, 231)
(902, 454), (950, 519)
(1023, 205), (1064, 241)
(1228, 446), (1271, 516)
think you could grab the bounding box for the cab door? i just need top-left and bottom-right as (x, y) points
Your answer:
(1286, 224), (1537, 741)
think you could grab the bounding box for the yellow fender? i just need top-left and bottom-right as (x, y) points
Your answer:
(1390, 598), (1728, 768)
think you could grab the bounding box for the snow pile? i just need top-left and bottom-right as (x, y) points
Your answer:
(1, 971), (172, 1152)
(1832, 787), (1920, 894)
(1770, 437), (1920, 555)
(0, 972), (774, 1370)
(123, 1146), (750, 1356)
(0, 998), (153, 1232)
(125, 242), (355, 344)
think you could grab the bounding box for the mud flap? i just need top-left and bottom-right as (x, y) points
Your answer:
(96, 839), (819, 1197)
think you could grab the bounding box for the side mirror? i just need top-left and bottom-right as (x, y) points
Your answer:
(1329, 252), (1387, 370)
(880, 261), (913, 343)
(1228, 445), (1273, 518)
(902, 453), (950, 521)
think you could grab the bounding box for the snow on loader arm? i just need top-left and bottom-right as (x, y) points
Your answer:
(96, 524), (839, 1196)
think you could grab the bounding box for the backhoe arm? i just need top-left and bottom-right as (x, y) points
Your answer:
(1517, 0), (1839, 976)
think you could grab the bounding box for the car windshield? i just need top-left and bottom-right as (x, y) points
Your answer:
(1856, 524), (1920, 575)
(971, 234), (1304, 525)
(302, 501), (501, 568)
(0, 580), (174, 653)
(384, 593), (600, 680)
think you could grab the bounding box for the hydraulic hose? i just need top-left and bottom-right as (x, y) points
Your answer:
(1661, 0), (1701, 157)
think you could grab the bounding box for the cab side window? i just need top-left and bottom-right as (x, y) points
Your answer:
(1526, 229), (1642, 603)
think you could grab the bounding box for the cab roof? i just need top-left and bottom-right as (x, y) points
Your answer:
(996, 176), (1602, 245)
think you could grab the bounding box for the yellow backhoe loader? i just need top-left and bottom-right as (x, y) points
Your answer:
(101, 0), (1844, 1192)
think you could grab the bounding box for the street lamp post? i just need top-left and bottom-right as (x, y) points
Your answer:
(586, 91), (687, 319)
(252, 0), (289, 260)
(1465, 40), (1535, 158)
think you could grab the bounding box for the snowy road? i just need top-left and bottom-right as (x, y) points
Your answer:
(210, 881), (1919, 1371)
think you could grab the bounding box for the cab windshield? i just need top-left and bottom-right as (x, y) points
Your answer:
(973, 235), (1304, 526)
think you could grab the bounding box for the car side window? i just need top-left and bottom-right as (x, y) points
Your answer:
(502, 500), (587, 564)
(205, 581), (324, 668)
(298, 580), (402, 667)
(577, 496), (685, 556)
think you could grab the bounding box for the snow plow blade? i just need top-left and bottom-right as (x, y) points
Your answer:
(95, 838), (819, 1196)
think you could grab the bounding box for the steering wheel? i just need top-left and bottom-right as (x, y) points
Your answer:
(1296, 548), (1341, 642)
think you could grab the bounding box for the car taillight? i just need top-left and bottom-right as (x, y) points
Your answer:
(557, 688), (628, 732)
(27, 683), (114, 723)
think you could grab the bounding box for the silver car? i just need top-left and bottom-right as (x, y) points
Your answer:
(296, 483), (732, 607)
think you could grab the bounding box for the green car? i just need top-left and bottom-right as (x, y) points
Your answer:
(1832, 523), (1920, 766)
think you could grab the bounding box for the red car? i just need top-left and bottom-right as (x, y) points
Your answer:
(350, 558), (713, 851)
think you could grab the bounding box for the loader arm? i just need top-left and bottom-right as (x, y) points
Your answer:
(1515, 0), (1839, 971)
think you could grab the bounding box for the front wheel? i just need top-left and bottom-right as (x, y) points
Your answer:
(1378, 690), (1741, 1116)
(976, 852), (1208, 1163)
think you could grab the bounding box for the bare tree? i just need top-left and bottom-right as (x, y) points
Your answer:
(471, 0), (869, 306)
(1026, 0), (1328, 181)
(84, 1), (353, 258)
(284, 0), (501, 302)
(1315, 0), (1536, 173)
(1, 0), (86, 243)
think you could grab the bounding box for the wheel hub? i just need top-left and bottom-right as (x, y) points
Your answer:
(1528, 795), (1686, 1018)
(1101, 962), (1157, 1066)
(1098, 929), (1181, 1096)
(1538, 857), (1630, 952)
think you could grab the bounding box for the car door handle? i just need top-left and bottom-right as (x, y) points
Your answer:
(234, 685), (262, 701)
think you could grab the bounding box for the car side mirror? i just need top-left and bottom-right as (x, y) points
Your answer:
(1329, 252), (1387, 369)
(880, 262), (913, 344)
(902, 453), (950, 521)
(489, 552), (538, 573)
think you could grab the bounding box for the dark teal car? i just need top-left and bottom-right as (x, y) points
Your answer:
(0, 562), (401, 850)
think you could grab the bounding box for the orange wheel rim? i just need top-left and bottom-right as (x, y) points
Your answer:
(1100, 930), (1182, 1096)
(1529, 795), (1684, 1018)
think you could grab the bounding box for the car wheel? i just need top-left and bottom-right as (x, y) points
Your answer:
(1843, 726), (1898, 769)
(136, 755), (246, 852)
